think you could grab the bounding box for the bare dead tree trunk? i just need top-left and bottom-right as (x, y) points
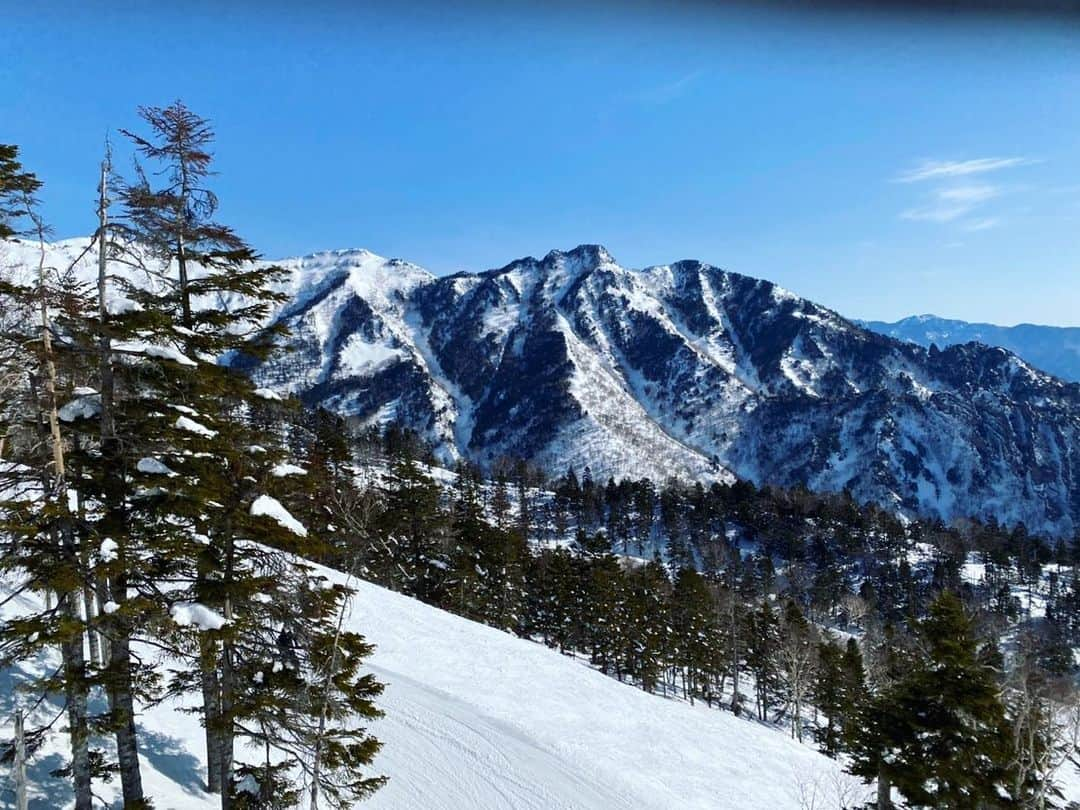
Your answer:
(83, 588), (100, 667)
(176, 234), (191, 329)
(94, 153), (148, 809)
(219, 638), (235, 810)
(13, 708), (27, 810)
(71, 453), (102, 670)
(28, 197), (93, 810)
(218, 529), (236, 808)
(95, 575), (110, 663)
(217, 613), (234, 807)
(176, 143), (192, 330)
(107, 570), (145, 808)
(72, 457), (101, 670)
(31, 212), (63, 481)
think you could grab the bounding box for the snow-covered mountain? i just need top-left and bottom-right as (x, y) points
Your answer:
(247, 244), (1080, 538)
(7, 237), (1080, 538)
(0, 566), (860, 810)
(860, 314), (1080, 383)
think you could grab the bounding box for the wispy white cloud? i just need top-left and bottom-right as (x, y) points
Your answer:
(937, 184), (999, 204)
(631, 69), (706, 105)
(895, 156), (1036, 183)
(962, 217), (1002, 232)
(901, 184), (1000, 223)
(895, 156), (1037, 231)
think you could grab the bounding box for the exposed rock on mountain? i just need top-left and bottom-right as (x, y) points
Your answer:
(248, 244), (1080, 538)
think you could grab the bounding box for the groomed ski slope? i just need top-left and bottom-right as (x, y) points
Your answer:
(354, 576), (859, 810)
(1, 567), (861, 809)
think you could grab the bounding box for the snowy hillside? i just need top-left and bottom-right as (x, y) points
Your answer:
(0, 568), (861, 810)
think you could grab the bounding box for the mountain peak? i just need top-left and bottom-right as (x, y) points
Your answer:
(543, 244), (615, 267)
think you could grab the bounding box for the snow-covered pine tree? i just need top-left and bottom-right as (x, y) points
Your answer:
(848, 591), (1011, 809)
(812, 636), (847, 756)
(446, 485), (528, 634)
(621, 555), (669, 694)
(0, 146), (97, 810)
(112, 101), (383, 807)
(669, 567), (718, 706)
(522, 546), (579, 653)
(377, 452), (450, 603)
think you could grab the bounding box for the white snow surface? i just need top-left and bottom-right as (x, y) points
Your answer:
(58, 393), (101, 422)
(169, 601), (228, 631)
(359, 577), (856, 810)
(112, 339), (197, 367)
(3, 565), (1078, 808)
(249, 494), (308, 537)
(174, 415), (217, 438)
(99, 537), (118, 563)
(137, 457), (177, 477)
(270, 462), (307, 477)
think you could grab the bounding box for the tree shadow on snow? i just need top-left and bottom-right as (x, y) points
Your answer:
(0, 751), (72, 810)
(0, 654), (75, 810)
(135, 724), (208, 798)
(0, 658), (208, 807)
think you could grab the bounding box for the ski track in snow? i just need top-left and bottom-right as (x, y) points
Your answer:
(365, 667), (632, 810)
(351, 574), (860, 810)
(0, 565), (881, 810)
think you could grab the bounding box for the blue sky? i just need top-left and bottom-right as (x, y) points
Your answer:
(3, 1), (1080, 325)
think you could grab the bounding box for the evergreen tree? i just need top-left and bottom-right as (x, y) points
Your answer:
(621, 556), (669, 693)
(745, 600), (781, 722)
(848, 591), (1011, 809)
(813, 637), (846, 756)
(523, 546), (579, 653)
(0, 148), (98, 809)
(839, 637), (866, 742)
(581, 537), (624, 676)
(669, 568), (719, 706)
(378, 454), (450, 603)
(114, 101), (383, 807)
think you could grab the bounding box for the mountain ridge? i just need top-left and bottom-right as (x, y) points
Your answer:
(861, 313), (1080, 383)
(246, 242), (1080, 538)
(5, 237), (1080, 538)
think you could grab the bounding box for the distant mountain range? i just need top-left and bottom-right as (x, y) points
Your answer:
(8, 238), (1080, 538)
(860, 315), (1080, 383)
